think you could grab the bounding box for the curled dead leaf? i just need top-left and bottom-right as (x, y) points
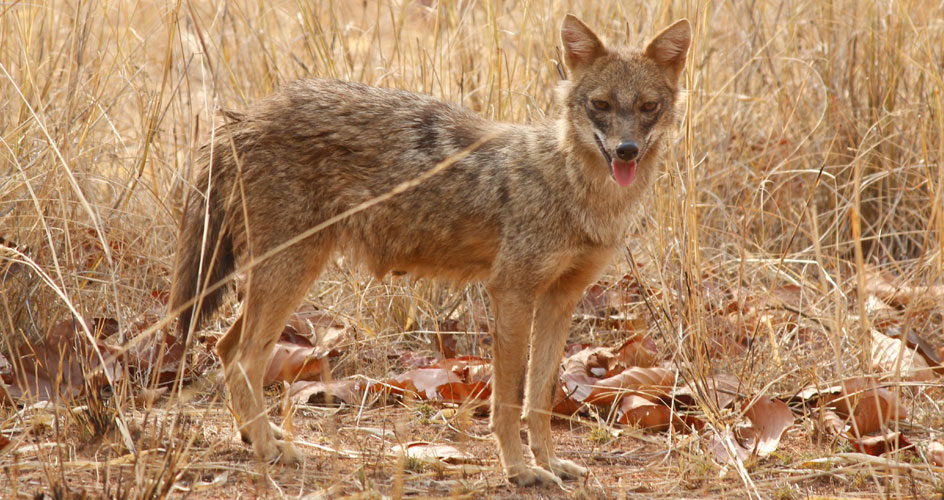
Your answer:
(552, 381), (584, 416)
(871, 329), (934, 381)
(708, 428), (750, 465)
(6, 318), (120, 402)
(814, 408), (847, 437)
(707, 396), (792, 464)
(436, 356), (491, 384)
(385, 363), (491, 404)
(390, 368), (460, 400)
(608, 336), (659, 372)
(617, 395), (676, 430)
(264, 341), (328, 385)
(742, 396), (793, 456)
(828, 377), (907, 436)
(864, 267), (944, 307)
(290, 379), (363, 406)
(673, 373), (741, 410)
(851, 431), (912, 456)
(560, 342), (667, 405)
(884, 327), (943, 375)
(928, 441), (944, 467)
(585, 367), (675, 406)
(264, 307), (355, 385)
(436, 380), (491, 404)
(284, 304), (352, 357)
(390, 441), (476, 464)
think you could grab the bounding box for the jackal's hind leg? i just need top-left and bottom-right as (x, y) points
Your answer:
(218, 246), (328, 466)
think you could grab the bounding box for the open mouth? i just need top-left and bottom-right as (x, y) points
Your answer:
(594, 134), (637, 187)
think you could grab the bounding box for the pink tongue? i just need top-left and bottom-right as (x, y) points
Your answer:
(611, 159), (637, 187)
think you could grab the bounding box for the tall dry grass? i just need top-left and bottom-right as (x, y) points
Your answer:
(1, 0), (942, 498)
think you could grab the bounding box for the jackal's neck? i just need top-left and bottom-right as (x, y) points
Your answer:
(550, 116), (660, 244)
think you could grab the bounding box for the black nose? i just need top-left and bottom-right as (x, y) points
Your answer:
(616, 141), (639, 160)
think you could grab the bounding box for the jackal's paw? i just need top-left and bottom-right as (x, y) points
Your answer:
(241, 424), (290, 445)
(256, 438), (303, 466)
(505, 464), (562, 487)
(269, 423), (288, 439)
(549, 457), (588, 480)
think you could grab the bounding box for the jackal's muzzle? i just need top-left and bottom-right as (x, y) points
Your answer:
(594, 134), (638, 187)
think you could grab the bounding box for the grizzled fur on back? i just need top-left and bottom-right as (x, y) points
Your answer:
(169, 14), (690, 486)
(172, 70), (681, 335)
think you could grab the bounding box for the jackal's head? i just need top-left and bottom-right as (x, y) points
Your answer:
(558, 15), (691, 188)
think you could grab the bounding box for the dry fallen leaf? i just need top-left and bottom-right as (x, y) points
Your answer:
(742, 396), (794, 456)
(707, 396), (793, 464)
(870, 329), (934, 381)
(585, 367), (675, 406)
(884, 327), (943, 375)
(5, 318), (120, 402)
(435, 379), (491, 403)
(390, 441), (476, 464)
(673, 373), (741, 411)
(436, 356), (491, 384)
(386, 364), (491, 404)
(552, 381), (584, 416)
(390, 368), (460, 400)
(399, 351), (440, 370)
(284, 304), (351, 352)
(559, 348), (608, 402)
(264, 340), (328, 384)
(851, 431), (912, 456)
(708, 428), (750, 465)
(863, 267), (944, 307)
(617, 395), (675, 430)
(814, 408), (847, 436)
(559, 342), (667, 404)
(928, 441), (944, 467)
(607, 336), (659, 372)
(290, 379), (363, 406)
(828, 377), (907, 436)
(264, 306), (355, 385)
(126, 328), (203, 386)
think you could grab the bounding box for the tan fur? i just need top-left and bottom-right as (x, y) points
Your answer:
(169, 15), (690, 486)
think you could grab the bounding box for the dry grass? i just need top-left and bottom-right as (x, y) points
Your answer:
(1, 0), (943, 498)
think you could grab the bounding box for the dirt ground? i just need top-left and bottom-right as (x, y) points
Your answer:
(6, 381), (942, 500)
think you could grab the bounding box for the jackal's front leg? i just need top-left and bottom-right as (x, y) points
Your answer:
(488, 287), (560, 486)
(525, 289), (588, 480)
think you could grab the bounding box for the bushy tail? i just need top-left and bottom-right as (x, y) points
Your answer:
(169, 168), (235, 339)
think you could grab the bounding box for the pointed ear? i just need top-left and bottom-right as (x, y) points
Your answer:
(644, 19), (691, 77)
(560, 14), (606, 75)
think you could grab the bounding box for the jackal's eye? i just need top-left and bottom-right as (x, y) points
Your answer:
(641, 101), (660, 113)
(590, 99), (611, 111)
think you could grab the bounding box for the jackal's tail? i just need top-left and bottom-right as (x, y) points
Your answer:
(168, 169), (235, 339)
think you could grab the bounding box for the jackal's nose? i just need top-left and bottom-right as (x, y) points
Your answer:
(616, 141), (639, 160)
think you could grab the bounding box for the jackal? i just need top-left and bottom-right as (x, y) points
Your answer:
(170, 14), (690, 486)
